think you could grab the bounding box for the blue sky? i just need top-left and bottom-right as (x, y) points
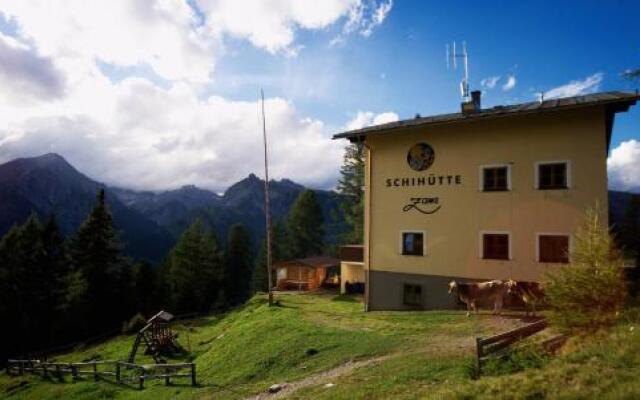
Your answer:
(211, 0), (640, 146)
(0, 1), (638, 192)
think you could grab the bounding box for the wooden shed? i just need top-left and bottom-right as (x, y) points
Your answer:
(273, 256), (340, 291)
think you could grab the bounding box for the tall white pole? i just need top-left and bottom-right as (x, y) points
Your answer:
(261, 89), (274, 306)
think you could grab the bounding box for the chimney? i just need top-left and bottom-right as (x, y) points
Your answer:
(461, 90), (482, 114)
(471, 90), (481, 111)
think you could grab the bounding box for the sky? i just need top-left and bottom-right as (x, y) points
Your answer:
(0, 0), (638, 193)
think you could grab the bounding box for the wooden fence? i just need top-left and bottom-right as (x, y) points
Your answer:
(475, 319), (548, 377)
(6, 359), (196, 390)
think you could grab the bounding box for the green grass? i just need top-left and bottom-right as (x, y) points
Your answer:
(3, 293), (637, 399)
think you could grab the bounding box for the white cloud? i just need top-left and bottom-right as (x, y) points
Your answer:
(1, 1), (217, 83)
(345, 111), (399, 131)
(331, 0), (393, 46)
(502, 75), (516, 91)
(0, 77), (345, 191)
(0, 1), (396, 191)
(544, 73), (603, 99)
(481, 76), (500, 90)
(608, 140), (640, 192)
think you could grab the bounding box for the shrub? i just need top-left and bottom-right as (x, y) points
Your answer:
(544, 206), (627, 332)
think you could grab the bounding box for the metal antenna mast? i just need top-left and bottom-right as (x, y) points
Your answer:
(446, 41), (470, 100)
(260, 89), (274, 306)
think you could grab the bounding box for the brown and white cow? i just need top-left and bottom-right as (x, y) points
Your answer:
(507, 280), (545, 316)
(448, 280), (510, 317)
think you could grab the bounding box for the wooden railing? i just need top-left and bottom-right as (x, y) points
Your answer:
(475, 319), (548, 377)
(6, 359), (196, 390)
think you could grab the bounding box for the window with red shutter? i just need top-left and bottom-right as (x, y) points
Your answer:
(482, 233), (510, 260)
(539, 235), (569, 263)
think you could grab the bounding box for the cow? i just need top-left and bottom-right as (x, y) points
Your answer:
(507, 281), (545, 317)
(448, 280), (510, 317)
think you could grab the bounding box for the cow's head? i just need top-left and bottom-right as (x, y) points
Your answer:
(505, 279), (518, 295)
(448, 280), (458, 294)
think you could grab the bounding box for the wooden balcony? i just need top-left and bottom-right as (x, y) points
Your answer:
(339, 245), (364, 263)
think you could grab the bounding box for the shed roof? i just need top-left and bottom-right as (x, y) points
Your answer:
(273, 256), (340, 269)
(147, 310), (174, 324)
(332, 91), (639, 150)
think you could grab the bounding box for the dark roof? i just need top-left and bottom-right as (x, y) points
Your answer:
(333, 91), (639, 144)
(273, 256), (340, 269)
(147, 310), (174, 324)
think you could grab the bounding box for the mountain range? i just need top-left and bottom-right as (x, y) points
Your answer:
(0, 154), (344, 262)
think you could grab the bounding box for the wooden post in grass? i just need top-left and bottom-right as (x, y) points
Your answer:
(115, 362), (121, 384)
(475, 336), (482, 378)
(191, 363), (197, 386)
(93, 362), (98, 381)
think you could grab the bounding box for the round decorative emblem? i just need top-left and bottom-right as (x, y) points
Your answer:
(407, 143), (435, 171)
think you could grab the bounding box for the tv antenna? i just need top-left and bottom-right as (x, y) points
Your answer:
(446, 41), (470, 101)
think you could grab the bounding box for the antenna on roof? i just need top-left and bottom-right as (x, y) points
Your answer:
(446, 41), (470, 101)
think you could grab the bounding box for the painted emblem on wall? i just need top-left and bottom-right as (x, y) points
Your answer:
(402, 197), (441, 215)
(407, 143), (435, 171)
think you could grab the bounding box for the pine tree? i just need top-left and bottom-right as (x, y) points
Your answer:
(252, 222), (285, 293)
(283, 190), (325, 259)
(336, 143), (365, 244)
(164, 219), (223, 313)
(69, 189), (128, 333)
(224, 224), (253, 306)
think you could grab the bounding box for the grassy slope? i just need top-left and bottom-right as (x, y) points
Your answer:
(0, 293), (511, 399)
(2, 293), (637, 399)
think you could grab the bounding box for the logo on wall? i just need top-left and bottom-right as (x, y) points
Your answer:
(407, 143), (435, 171)
(402, 197), (441, 215)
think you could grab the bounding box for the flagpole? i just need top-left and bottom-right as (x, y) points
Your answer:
(261, 89), (274, 306)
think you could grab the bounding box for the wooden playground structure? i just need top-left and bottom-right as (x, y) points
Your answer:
(128, 311), (181, 363)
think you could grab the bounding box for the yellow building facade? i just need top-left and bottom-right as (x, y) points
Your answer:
(334, 92), (639, 310)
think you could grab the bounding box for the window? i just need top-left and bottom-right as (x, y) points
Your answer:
(481, 165), (510, 191)
(482, 233), (510, 260)
(403, 284), (423, 306)
(538, 235), (569, 263)
(537, 162), (568, 189)
(401, 231), (424, 256)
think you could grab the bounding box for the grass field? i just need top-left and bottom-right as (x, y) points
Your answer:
(1, 292), (639, 399)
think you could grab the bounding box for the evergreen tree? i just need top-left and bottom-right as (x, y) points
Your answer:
(224, 224), (253, 306)
(68, 189), (128, 333)
(164, 219), (223, 313)
(336, 143), (365, 244)
(283, 190), (325, 259)
(130, 261), (157, 316)
(252, 222), (285, 293)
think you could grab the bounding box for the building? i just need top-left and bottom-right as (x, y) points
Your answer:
(333, 91), (639, 311)
(274, 256), (340, 291)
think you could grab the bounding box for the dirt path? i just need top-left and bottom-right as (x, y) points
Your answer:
(247, 354), (394, 400)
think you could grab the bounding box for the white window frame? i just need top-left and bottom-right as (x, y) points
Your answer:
(479, 164), (512, 192)
(479, 231), (512, 260)
(536, 232), (571, 263)
(534, 160), (571, 190)
(399, 230), (426, 256)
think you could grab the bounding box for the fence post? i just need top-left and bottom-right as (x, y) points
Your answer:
(42, 363), (48, 379)
(191, 363), (196, 386)
(165, 366), (170, 386)
(115, 362), (121, 384)
(93, 362), (98, 381)
(475, 337), (483, 378)
(18, 361), (24, 376)
(139, 368), (144, 390)
(71, 364), (78, 381)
